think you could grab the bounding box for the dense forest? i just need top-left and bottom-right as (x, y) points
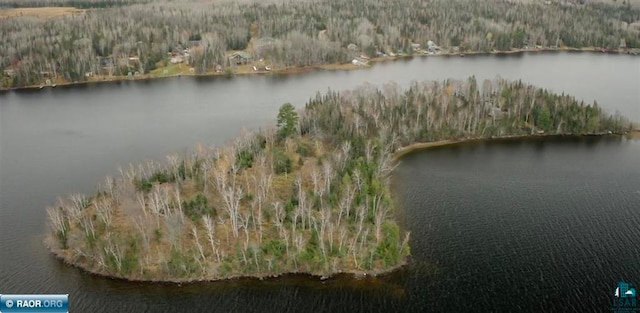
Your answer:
(2, 0), (639, 88)
(46, 77), (633, 282)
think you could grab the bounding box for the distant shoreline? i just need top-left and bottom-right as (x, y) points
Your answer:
(2, 47), (637, 93)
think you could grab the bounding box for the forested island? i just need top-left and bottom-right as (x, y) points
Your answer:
(45, 77), (635, 282)
(2, 0), (640, 89)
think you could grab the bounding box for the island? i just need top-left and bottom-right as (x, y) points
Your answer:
(46, 77), (636, 282)
(2, 0), (639, 90)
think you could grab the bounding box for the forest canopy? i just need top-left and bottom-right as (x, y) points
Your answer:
(1, 0), (639, 88)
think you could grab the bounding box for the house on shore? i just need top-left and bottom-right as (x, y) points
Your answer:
(426, 40), (439, 53)
(97, 56), (115, 75)
(168, 44), (194, 65)
(230, 52), (252, 65)
(351, 58), (367, 66)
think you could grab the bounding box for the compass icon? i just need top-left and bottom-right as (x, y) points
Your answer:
(5, 299), (14, 308)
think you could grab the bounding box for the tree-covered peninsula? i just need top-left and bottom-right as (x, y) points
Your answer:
(46, 77), (634, 282)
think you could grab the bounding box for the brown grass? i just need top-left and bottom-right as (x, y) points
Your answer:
(393, 140), (461, 160)
(0, 7), (84, 19)
(627, 130), (640, 140)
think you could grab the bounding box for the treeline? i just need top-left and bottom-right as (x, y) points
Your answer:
(300, 77), (633, 147)
(0, 0), (150, 9)
(46, 78), (632, 281)
(2, 0), (639, 87)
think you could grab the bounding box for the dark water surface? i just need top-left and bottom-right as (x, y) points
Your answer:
(1, 52), (639, 312)
(394, 136), (640, 312)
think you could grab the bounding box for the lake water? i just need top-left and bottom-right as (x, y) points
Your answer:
(1, 52), (639, 312)
(394, 136), (640, 312)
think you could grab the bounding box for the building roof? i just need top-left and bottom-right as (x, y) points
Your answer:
(231, 52), (252, 59)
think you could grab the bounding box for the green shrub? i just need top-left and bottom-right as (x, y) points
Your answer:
(183, 193), (214, 220)
(149, 171), (173, 184)
(284, 197), (297, 223)
(375, 222), (402, 267)
(273, 148), (292, 174)
(261, 239), (286, 257)
(296, 141), (314, 157)
(134, 179), (153, 192)
(165, 247), (200, 277)
(236, 149), (254, 169)
(299, 229), (321, 265)
(86, 232), (97, 250)
(134, 170), (177, 192)
(55, 212), (70, 249)
(57, 229), (69, 249)
(154, 228), (162, 243)
(121, 237), (140, 275)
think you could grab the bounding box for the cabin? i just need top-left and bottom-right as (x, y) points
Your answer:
(98, 57), (114, 68)
(230, 52), (252, 65)
(170, 55), (184, 64)
(426, 40), (439, 53)
(170, 46), (185, 56)
(187, 40), (202, 48)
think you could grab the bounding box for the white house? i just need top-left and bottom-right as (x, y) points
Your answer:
(427, 40), (438, 52)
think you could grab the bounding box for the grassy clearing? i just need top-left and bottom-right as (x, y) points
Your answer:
(149, 63), (191, 77)
(0, 7), (84, 18)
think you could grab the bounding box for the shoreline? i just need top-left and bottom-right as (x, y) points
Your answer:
(392, 134), (549, 160)
(393, 131), (640, 160)
(47, 241), (408, 283)
(3, 47), (637, 92)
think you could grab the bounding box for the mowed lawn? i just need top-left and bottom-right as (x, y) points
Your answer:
(150, 63), (192, 77)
